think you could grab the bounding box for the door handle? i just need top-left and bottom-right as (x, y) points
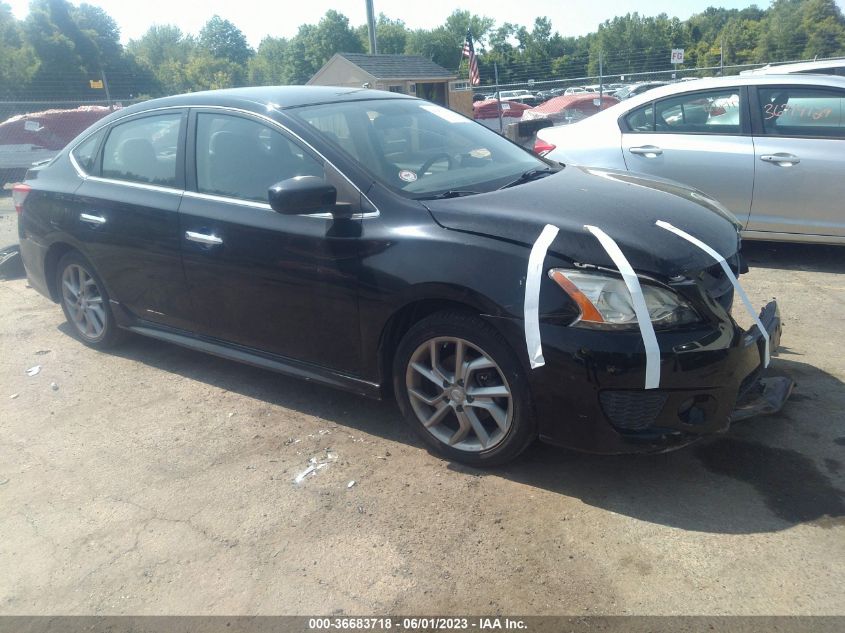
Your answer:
(79, 213), (106, 225)
(185, 231), (223, 246)
(760, 153), (800, 166)
(629, 145), (663, 157)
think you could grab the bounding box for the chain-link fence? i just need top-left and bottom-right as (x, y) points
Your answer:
(0, 99), (143, 188)
(1, 54), (842, 187)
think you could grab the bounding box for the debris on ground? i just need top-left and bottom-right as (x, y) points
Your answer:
(347, 480), (356, 489)
(9, 393), (18, 399)
(26, 365), (40, 377)
(293, 462), (328, 484)
(50, 382), (58, 391)
(293, 452), (340, 484)
(0, 244), (24, 280)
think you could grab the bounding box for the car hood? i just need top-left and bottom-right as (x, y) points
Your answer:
(421, 165), (741, 278)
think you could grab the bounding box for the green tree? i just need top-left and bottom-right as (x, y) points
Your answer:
(198, 15), (252, 66)
(282, 11), (363, 84)
(0, 2), (37, 99)
(355, 13), (408, 54)
(800, 0), (845, 58)
(248, 36), (289, 85)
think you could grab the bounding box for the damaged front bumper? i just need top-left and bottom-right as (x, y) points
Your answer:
(729, 300), (794, 423)
(509, 297), (795, 454)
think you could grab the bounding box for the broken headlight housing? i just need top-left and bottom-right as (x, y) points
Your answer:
(549, 269), (701, 329)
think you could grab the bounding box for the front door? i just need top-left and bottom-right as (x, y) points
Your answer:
(178, 110), (363, 373)
(620, 87), (755, 225)
(747, 85), (845, 238)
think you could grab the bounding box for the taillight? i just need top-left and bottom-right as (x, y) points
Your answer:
(533, 138), (556, 156)
(12, 183), (31, 215)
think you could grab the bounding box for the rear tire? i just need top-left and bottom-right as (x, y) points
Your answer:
(56, 251), (124, 349)
(393, 311), (536, 466)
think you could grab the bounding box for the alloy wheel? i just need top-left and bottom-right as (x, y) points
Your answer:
(61, 264), (106, 340)
(405, 337), (513, 452)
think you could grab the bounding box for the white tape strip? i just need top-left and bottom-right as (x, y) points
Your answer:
(656, 220), (769, 367)
(524, 224), (560, 369)
(585, 225), (661, 390)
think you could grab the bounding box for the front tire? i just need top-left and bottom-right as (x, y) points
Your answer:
(56, 251), (123, 348)
(393, 311), (536, 466)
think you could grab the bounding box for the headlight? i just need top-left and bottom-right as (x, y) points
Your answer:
(549, 269), (700, 329)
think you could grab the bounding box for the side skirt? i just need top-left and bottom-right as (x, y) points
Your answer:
(124, 320), (382, 400)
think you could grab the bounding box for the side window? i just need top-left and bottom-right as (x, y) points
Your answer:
(71, 128), (105, 175)
(298, 110), (359, 160)
(758, 87), (845, 138)
(653, 90), (742, 134)
(624, 103), (654, 132)
(195, 113), (324, 203)
(102, 114), (181, 186)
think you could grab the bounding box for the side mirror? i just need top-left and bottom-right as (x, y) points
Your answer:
(268, 176), (337, 215)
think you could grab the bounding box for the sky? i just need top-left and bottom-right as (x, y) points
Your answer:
(7, 0), (845, 47)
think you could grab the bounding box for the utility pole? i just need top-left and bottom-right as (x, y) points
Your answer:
(720, 38), (724, 74)
(598, 50), (604, 107)
(100, 69), (113, 110)
(494, 62), (503, 134)
(365, 0), (377, 55)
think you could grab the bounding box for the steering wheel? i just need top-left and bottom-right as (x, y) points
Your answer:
(418, 153), (454, 177)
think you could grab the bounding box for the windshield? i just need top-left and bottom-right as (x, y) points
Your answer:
(290, 99), (550, 198)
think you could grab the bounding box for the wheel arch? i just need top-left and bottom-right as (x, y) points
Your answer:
(44, 241), (77, 302)
(375, 283), (510, 397)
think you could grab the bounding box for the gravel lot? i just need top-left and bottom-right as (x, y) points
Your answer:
(1, 193), (843, 615)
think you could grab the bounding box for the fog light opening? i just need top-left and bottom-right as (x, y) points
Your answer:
(677, 395), (716, 426)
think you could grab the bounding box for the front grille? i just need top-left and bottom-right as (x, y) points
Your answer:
(599, 391), (668, 431)
(697, 260), (735, 312)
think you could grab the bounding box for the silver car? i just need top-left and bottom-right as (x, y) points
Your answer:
(536, 74), (845, 244)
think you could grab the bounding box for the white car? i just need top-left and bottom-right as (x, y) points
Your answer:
(740, 58), (845, 77)
(535, 74), (845, 244)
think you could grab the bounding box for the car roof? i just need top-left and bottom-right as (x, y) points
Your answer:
(617, 73), (845, 109)
(106, 85), (415, 119)
(740, 58), (845, 75)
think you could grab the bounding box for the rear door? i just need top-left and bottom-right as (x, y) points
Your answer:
(178, 109), (363, 373)
(620, 87), (755, 225)
(70, 109), (195, 330)
(747, 84), (845, 238)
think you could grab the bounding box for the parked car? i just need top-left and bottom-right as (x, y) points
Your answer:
(536, 74), (845, 244)
(0, 106), (114, 188)
(493, 90), (541, 107)
(16, 86), (789, 465)
(614, 82), (670, 100)
(740, 57), (845, 77)
(563, 86), (587, 96)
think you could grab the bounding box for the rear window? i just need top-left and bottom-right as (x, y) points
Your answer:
(71, 129), (105, 175)
(101, 113), (182, 187)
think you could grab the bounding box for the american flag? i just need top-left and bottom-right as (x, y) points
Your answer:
(462, 30), (480, 86)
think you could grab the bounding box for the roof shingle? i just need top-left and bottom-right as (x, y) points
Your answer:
(337, 53), (455, 80)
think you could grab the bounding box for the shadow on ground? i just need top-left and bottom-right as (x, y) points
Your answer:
(86, 326), (845, 537)
(742, 240), (845, 274)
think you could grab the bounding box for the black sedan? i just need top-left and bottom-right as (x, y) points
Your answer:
(14, 86), (791, 465)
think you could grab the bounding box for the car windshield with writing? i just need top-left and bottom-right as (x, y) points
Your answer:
(291, 99), (552, 199)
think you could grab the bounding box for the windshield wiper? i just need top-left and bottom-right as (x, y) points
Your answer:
(498, 167), (557, 190)
(416, 190), (481, 200)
